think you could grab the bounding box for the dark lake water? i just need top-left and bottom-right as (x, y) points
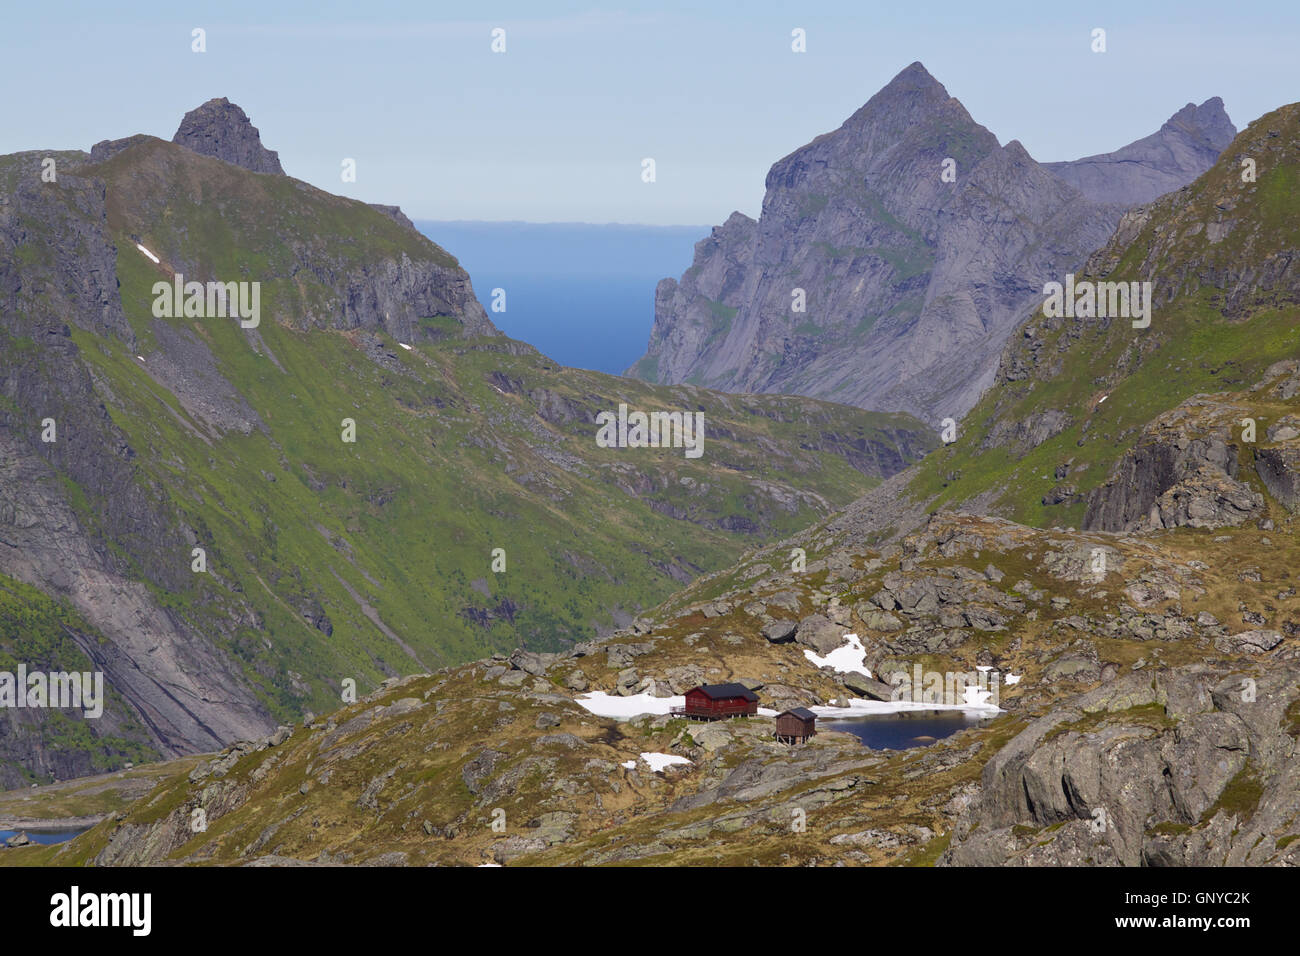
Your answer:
(826, 711), (993, 750)
(1, 826), (88, 846)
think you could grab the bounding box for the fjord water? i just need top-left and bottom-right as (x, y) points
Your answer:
(418, 221), (706, 374)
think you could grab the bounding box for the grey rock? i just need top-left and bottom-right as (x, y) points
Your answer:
(172, 98), (286, 175)
(694, 723), (733, 752)
(1214, 629), (1283, 656)
(492, 835), (547, 864)
(795, 614), (850, 655)
(509, 649), (556, 676)
(761, 620), (797, 643)
(842, 671), (896, 701)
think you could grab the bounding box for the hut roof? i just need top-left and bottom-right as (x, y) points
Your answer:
(777, 707), (817, 720)
(694, 683), (759, 702)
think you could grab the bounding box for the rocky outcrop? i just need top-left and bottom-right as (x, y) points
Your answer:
(1084, 429), (1261, 532)
(1045, 98), (1236, 207)
(1080, 368), (1300, 532)
(1256, 445), (1300, 510)
(630, 63), (1230, 423)
(942, 662), (1300, 866)
(172, 97), (285, 175)
(368, 203), (418, 233)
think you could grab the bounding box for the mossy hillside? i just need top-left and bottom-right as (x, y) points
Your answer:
(58, 182), (935, 728)
(13, 664), (1024, 868)
(911, 298), (1300, 527)
(93, 138), (458, 275)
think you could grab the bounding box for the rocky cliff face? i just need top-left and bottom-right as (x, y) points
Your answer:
(0, 151), (277, 763)
(629, 63), (1232, 424)
(171, 97), (285, 176)
(1081, 394), (1267, 533)
(1045, 98), (1236, 207)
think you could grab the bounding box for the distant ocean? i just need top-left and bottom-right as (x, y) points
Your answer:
(416, 221), (707, 375)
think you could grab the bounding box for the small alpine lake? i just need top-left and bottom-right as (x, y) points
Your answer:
(1, 825), (89, 846)
(823, 710), (995, 750)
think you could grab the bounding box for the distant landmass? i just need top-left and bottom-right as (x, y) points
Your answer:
(417, 221), (706, 374)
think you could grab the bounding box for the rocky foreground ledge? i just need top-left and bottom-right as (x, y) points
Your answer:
(4, 507), (1295, 867)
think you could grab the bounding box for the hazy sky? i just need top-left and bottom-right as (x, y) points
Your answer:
(6, 1), (1298, 224)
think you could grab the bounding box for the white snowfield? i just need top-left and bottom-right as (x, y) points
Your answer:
(576, 680), (1001, 722)
(575, 691), (677, 718)
(811, 693), (1001, 719)
(803, 633), (868, 674)
(636, 752), (691, 772)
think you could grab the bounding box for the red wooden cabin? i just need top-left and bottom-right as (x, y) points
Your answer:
(675, 683), (759, 720)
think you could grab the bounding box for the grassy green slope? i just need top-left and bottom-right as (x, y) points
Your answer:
(17, 139), (938, 729)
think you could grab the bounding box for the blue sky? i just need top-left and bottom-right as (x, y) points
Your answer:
(5, 1), (1298, 224)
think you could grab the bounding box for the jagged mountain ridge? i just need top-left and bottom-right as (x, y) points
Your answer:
(0, 102), (935, 785)
(1046, 97), (1237, 207)
(629, 63), (1234, 423)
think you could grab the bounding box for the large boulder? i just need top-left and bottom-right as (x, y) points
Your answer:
(842, 671), (896, 701)
(795, 614), (849, 655)
(762, 620), (797, 644)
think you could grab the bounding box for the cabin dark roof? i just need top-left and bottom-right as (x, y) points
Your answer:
(692, 683), (759, 702)
(777, 707), (817, 720)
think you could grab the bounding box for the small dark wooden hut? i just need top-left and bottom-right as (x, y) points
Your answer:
(676, 683), (759, 720)
(774, 707), (817, 744)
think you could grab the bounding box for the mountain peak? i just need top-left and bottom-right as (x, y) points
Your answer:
(833, 61), (962, 142)
(871, 61), (949, 103)
(888, 60), (941, 88)
(172, 97), (285, 176)
(1163, 96), (1236, 150)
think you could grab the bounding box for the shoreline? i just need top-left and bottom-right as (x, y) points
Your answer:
(0, 815), (103, 831)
